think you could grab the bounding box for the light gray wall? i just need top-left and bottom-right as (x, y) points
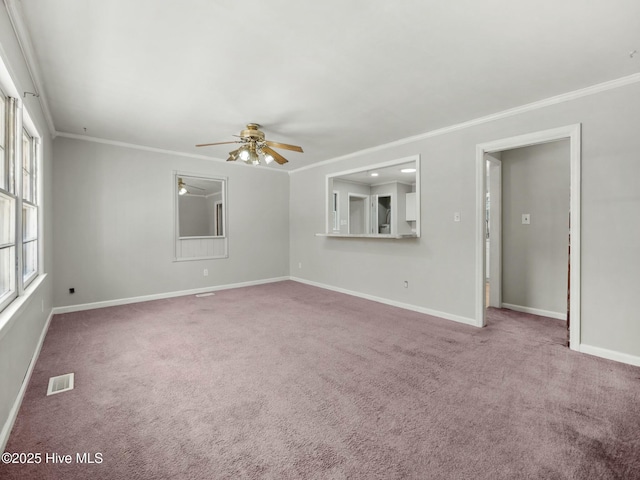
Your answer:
(290, 81), (640, 359)
(0, 3), (54, 447)
(52, 137), (289, 307)
(501, 140), (570, 315)
(178, 195), (209, 237)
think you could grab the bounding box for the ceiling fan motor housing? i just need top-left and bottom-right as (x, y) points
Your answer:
(240, 123), (265, 142)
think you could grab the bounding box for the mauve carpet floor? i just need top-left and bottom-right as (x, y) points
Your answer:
(3, 281), (640, 479)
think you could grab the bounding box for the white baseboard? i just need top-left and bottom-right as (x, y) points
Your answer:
(501, 303), (567, 321)
(0, 309), (54, 453)
(52, 276), (291, 314)
(579, 344), (640, 368)
(290, 277), (478, 327)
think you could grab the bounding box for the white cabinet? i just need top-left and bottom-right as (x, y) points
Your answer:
(406, 192), (417, 221)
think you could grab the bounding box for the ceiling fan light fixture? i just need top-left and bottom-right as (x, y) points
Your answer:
(238, 146), (250, 161)
(178, 178), (188, 195)
(196, 124), (303, 166)
(246, 143), (260, 165)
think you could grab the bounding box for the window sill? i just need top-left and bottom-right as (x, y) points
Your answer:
(0, 273), (48, 343)
(315, 233), (419, 239)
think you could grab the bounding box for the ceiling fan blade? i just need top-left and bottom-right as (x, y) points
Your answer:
(195, 141), (240, 147)
(262, 145), (288, 165)
(227, 148), (240, 162)
(186, 184), (205, 190)
(265, 140), (303, 153)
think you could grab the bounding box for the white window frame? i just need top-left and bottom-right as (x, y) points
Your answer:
(21, 127), (39, 288)
(332, 191), (339, 232)
(0, 74), (43, 314)
(0, 87), (17, 312)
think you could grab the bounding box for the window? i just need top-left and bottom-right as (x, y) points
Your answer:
(22, 129), (38, 285)
(0, 89), (16, 311)
(0, 88), (41, 313)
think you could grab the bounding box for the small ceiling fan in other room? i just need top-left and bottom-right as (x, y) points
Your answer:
(177, 177), (205, 196)
(196, 123), (303, 165)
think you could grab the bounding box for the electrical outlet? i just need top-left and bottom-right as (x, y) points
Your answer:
(298, 262), (302, 269)
(454, 212), (461, 222)
(203, 269), (208, 277)
(403, 281), (409, 288)
(69, 288), (75, 294)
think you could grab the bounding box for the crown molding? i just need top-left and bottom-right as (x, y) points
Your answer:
(4, 0), (56, 138)
(55, 132), (289, 173)
(290, 72), (640, 174)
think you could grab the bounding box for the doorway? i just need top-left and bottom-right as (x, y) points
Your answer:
(476, 124), (581, 350)
(372, 195), (392, 234)
(348, 194), (369, 234)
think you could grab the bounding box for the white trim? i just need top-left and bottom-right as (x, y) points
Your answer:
(15, 100), (23, 295)
(3, 0), (56, 137)
(290, 73), (640, 174)
(290, 277), (477, 327)
(501, 303), (567, 321)
(55, 132), (289, 173)
(332, 190), (340, 232)
(0, 308), (53, 453)
(475, 124), (581, 350)
(0, 274), (47, 342)
(579, 344), (640, 368)
(486, 156), (502, 308)
(51, 276), (290, 314)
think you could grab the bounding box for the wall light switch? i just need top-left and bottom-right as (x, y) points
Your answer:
(454, 212), (461, 222)
(340, 219), (347, 226)
(522, 214), (531, 225)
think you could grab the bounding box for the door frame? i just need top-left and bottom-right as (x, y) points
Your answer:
(486, 155), (502, 308)
(475, 124), (581, 350)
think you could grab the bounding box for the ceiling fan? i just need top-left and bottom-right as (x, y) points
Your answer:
(177, 177), (204, 196)
(196, 123), (303, 165)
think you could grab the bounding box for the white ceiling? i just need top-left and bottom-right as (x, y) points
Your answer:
(15, 0), (640, 170)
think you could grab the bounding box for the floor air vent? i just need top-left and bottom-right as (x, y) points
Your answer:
(47, 373), (74, 396)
